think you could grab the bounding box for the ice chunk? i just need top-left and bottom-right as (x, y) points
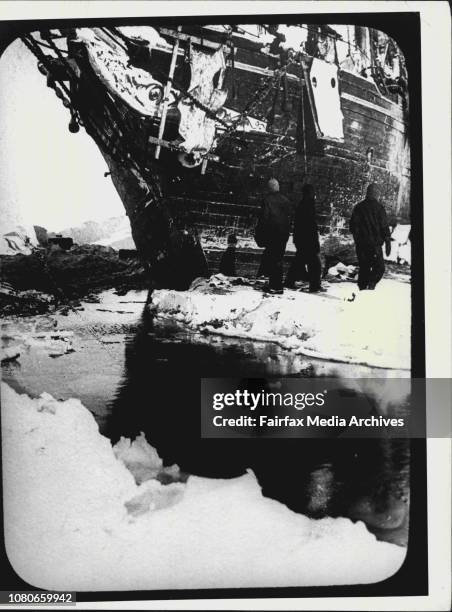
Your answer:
(327, 262), (357, 279)
(113, 432), (163, 484)
(2, 383), (406, 591)
(152, 276), (410, 370)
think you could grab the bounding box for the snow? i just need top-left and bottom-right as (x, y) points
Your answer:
(326, 262), (357, 280)
(0, 225), (38, 255)
(151, 275), (410, 371)
(386, 224), (411, 265)
(116, 26), (167, 50)
(2, 383), (406, 591)
(114, 432), (183, 486)
(3, 328), (75, 358)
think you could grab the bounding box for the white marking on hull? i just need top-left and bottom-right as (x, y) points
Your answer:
(341, 92), (405, 124)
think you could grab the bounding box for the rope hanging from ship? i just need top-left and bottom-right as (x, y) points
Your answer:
(23, 28), (301, 172)
(106, 24), (299, 139)
(21, 24), (406, 180)
(111, 26), (232, 129)
(21, 33), (163, 203)
(20, 30), (182, 271)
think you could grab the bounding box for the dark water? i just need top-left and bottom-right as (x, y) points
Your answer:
(2, 301), (410, 545)
(105, 308), (410, 544)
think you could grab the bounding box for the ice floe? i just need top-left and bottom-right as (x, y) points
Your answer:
(151, 275), (410, 370)
(2, 383), (406, 591)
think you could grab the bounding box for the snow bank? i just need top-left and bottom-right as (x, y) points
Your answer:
(151, 276), (410, 370)
(2, 384), (406, 591)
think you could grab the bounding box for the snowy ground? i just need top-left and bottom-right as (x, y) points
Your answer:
(2, 383), (406, 591)
(151, 273), (411, 372)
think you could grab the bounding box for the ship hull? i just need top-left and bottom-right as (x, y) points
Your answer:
(37, 26), (410, 286)
(163, 67), (409, 243)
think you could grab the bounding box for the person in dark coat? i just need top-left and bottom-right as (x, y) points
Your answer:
(219, 233), (238, 276)
(256, 178), (292, 294)
(285, 184), (322, 292)
(349, 183), (391, 290)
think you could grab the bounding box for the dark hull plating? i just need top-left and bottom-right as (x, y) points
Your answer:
(62, 28), (410, 279)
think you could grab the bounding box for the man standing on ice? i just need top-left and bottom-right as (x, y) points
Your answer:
(349, 183), (392, 290)
(285, 184), (322, 292)
(255, 178), (292, 294)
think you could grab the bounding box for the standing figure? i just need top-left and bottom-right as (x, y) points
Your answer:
(219, 233), (238, 276)
(255, 178), (292, 294)
(349, 183), (391, 290)
(285, 184), (322, 292)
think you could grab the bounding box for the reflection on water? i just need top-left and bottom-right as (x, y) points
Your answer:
(106, 308), (410, 545)
(2, 301), (411, 546)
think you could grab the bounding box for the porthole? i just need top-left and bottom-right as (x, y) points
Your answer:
(331, 77), (336, 88)
(312, 76), (317, 87)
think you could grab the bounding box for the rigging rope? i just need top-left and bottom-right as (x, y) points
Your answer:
(300, 76), (307, 175)
(24, 24), (391, 174)
(43, 32), (164, 193)
(22, 33), (163, 226)
(111, 24), (302, 145)
(23, 28), (302, 188)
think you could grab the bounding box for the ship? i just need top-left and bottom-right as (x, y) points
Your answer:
(20, 21), (410, 288)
